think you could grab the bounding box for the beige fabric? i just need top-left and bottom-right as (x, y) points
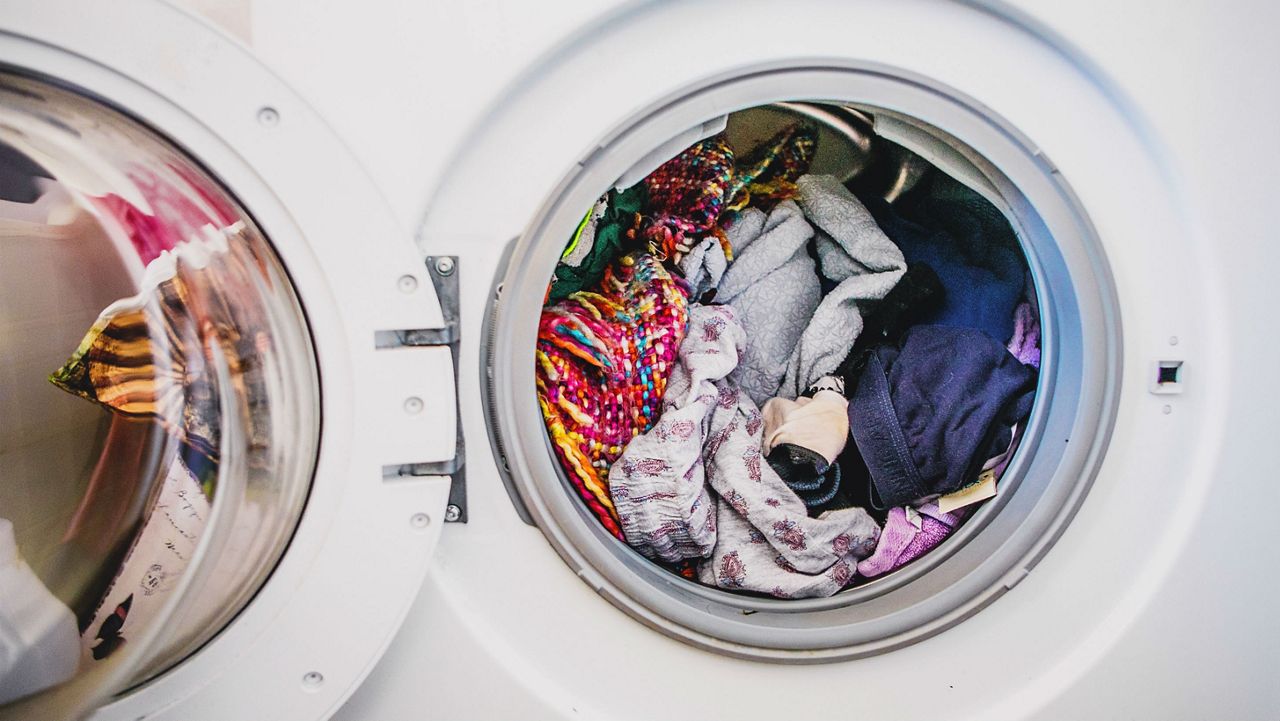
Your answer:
(761, 389), (850, 464)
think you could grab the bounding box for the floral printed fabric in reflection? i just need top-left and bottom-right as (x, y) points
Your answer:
(536, 252), (689, 539)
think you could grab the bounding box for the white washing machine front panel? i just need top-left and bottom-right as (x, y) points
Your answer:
(253, 0), (1280, 718)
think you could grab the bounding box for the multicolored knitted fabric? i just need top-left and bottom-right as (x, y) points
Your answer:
(641, 136), (737, 263)
(726, 123), (818, 211)
(536, 252), (690, 538)
(639, 125), (818, 264)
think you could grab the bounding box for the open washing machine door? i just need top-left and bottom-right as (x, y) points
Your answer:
(0, 2), (460, 720)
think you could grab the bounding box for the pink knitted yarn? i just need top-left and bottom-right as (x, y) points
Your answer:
(537, 252), (689, 538)
(641, 137), (737, 263)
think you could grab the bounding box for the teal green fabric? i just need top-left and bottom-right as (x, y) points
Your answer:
(549, 184), (646, 300)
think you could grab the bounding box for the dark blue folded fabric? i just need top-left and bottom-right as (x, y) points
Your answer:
(858, 179), (1024, 344)
(848, 325), (1036, 509)
(767, 444), (842, 513)
(836, 262), (944, 387)
(0, 140), (52, 204)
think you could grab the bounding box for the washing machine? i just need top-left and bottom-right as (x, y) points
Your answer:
(3, 0), (1279, 719)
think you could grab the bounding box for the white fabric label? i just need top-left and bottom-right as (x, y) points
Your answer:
(938, 469), (998, 515)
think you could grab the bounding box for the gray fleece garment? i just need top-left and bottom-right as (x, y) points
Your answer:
(679, 175), (906, 404)
(784, 175), (907, 397)
(682, 200), (817, 406)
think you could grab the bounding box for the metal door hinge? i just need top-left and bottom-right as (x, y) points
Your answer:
(382, 255), (467, 522)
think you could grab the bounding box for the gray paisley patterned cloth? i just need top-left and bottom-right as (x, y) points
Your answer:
(610, 304), (881, 598)
(678, 175), (905, 405)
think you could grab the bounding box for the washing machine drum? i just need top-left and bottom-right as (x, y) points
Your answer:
(0, 6), (459, 720)
(530, 103), (1042, 600)
(469, 60), (1121, 662)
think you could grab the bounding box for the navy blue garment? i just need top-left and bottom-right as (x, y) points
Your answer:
(847, 325), (1036, 509)
(767, 444), (842, 515)
(858, 177), (1025, 344)
(836, 262), (944, 388)
(0, 140), (52, 204)
(805, 263), (943, 519)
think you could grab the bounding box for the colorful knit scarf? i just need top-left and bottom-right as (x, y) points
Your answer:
(727, 123), (818, 211)
(640, 124), (817, 264)
(641, 136), (736, 263)
(536, 252), (689, 537)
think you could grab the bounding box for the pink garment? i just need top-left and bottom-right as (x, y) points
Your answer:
(856, 503), (967, 578)
(165, 162), (238, 227)
(92, 165), (233, 264)
(1007, 301), (1041, 369)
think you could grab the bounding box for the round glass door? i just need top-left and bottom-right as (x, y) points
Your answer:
(0, 69), (319, 718)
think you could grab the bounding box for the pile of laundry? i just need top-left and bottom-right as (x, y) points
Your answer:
(536, 125), (1039, 599)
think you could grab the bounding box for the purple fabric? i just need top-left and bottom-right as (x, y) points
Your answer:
(856, 503), (966, 578)
(1007, 301), (1041, 368)
(896, 504), (964, 568)
(854, 507), (917, 577)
